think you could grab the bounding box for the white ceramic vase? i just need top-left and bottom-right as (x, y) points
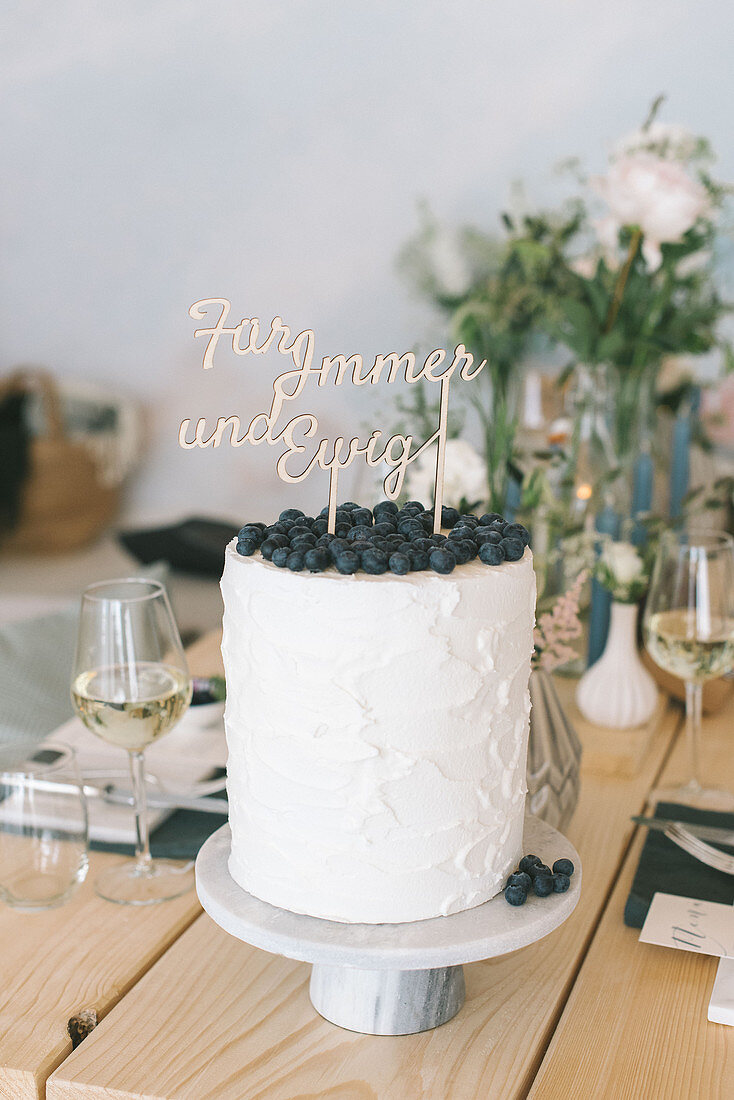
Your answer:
(576, 601), (658, 729)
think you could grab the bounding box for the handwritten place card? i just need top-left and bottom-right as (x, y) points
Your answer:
(640, 893), (734, 958)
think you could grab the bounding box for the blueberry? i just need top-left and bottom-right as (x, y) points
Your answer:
(553, 873), (571, 893)
(236, 539), (258, 556)
(238, 524), (263, 545)
(409, 549), (430, 570)
(448, 540), (473, 565)
(352, 507), (373, 527)
(506, 871), (532, 891)
(312, 518), (329, 537)
(533, 874), (554, 897)
(261, 535), (289, 560)
(429, 533), (447, 546)
(304, 547), (330, 572)
(429, 548), (455, 574)
(369, 537), (389, 551)
(413, 537), (433, 552)
(518, 855), (542, 874)
(317, 532), (335, 547)
(340, 501), (360, 512)
(448, 526), (471, 541)
(389, 552), (411, 575)
(478, 542), (506, 566)
(504, 523), (530, 547)
(264, 523), (287, 537)
(373, 521), (397, 537)
(397, 541), (415, 555)
(552, 858), (575, 877)
(475, 528), (502, 546)
(504, 884), (528, 906)
(402, 500), (425, 515)
(501, 537), (525, 562)
(479, 512), (505, 526)
(279, 508), (304, 523)
(397, 519), (424, 538)
(288, 525), (312, 539)
(271, 546), (290, 567)
(373, 500), (399, 519)
(436, 506), (458, 528)
(529, 863), (552, 879)
(335, 550), (360, 574)
(286, 551), (305, 571)
(328, 538), (350, 561)
(362, 548), (388, 575)
(334, 524), (351, 538)
(459, 538), (478, 560)
(347, 526), (371, 542)
(290, 535), (317, 553)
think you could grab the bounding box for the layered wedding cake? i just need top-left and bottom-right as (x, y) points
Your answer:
(220, 502), (536, 924)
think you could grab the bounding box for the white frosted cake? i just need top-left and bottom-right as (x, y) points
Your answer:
(220, 514), (536, 925)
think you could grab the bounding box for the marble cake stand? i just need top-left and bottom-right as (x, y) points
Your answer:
(195, 815), (581, 1035)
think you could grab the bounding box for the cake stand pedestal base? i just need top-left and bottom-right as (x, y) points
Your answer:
(309, 963), (466, 1035)
(195, 815), (580, 1036)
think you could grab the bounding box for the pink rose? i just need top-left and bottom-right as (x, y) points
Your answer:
(702, 374), (734, 448)
(593, 153), (709, 257)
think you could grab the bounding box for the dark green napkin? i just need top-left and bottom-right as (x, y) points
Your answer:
(624, 801), (734, 927)
(89, 768), (227, 861)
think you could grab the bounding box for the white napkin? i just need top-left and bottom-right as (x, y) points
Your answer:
(46, 703), (227, 845)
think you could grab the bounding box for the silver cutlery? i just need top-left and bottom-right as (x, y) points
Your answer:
(20, 777), (228, 815)
(633, 816), (734, 875)
(632, 815), (734, 847)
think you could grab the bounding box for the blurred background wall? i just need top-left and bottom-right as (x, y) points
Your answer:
(3, 0), (733, 524)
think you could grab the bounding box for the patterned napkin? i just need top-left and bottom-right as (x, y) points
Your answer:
(624, 801), (734, 927)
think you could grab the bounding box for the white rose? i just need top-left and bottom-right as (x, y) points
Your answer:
(593, 152), (709, 249)
(601, 540), (645, 585)
(405, 438), (488, 509)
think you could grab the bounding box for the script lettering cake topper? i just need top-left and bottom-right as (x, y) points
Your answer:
(179, 298), (487, 534)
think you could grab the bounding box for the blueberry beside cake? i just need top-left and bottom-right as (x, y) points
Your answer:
(220, 501), (536, 924)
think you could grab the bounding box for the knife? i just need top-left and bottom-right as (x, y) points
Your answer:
(23, 777), (228, 815)
(632, 815), (734, 846)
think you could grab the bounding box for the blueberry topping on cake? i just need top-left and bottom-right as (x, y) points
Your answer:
(234, 501), (529, 576)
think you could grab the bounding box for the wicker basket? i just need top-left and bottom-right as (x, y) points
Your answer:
(0, 369), (121, 554)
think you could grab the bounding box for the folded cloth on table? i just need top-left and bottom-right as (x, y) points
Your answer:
(40, 704), (227, 848)
(624, 801), (734, 927)
(0, 604), (79, 749)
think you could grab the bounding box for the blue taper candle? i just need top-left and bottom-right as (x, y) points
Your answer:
(669, 409), (690, 521)
(631, 448), (654, 546)
(587, 503), (621, 666)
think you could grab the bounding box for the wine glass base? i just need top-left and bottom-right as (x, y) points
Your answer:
(94, 858), (194, 905)
(650, 782), (734, 813)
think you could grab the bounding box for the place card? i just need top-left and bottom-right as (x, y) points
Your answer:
(639, 892), (734, 958)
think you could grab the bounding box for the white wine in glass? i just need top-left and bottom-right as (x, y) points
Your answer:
(71, 579), (194, 904)
(643, 529), (734, 810)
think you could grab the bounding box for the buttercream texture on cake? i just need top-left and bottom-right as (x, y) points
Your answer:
(221, 540), (536, 924)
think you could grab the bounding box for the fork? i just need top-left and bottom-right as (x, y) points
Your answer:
(664, 823), (734, 876)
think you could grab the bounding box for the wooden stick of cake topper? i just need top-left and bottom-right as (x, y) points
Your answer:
(179, 299), (486, 535)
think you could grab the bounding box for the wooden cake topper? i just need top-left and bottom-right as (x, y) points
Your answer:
(179, 299), (487, 534)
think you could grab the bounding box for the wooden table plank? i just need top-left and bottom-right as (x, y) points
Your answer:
(0, 634), (221, 1100)
(47, 682), (682, 1100)
(529, 698), (734, 1100)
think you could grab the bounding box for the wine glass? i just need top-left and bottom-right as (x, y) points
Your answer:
(71, 579), (193, 904)
(643, 529), (734, 810)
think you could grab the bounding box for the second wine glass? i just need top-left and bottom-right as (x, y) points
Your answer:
(644, 529), (734, 810)
(71, 578), (193, 904)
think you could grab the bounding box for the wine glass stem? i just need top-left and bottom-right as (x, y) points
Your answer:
(685, 680), (703, 792)
(128, 750), (152, 871)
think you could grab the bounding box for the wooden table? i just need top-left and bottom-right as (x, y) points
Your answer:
(5, 640), (734, 1099)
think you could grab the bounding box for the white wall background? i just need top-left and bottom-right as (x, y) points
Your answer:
(3, 1), (733, 525)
